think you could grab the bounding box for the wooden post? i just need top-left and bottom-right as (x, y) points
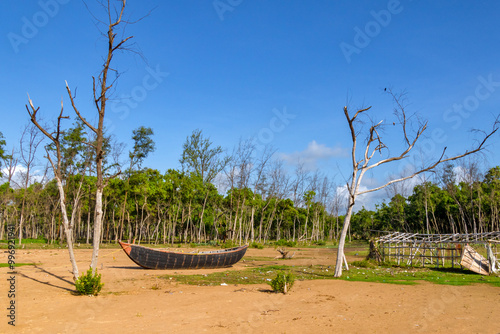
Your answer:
(436, 244), (439, 268)
(451, 247), (454, 269)
(422, 244), (425, 268)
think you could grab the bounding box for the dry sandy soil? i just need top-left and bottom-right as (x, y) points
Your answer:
(2, 245), (500, 333)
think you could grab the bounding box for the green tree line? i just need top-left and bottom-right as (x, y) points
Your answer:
(350, 165), (500, 238)
(2, 125), (500, 246)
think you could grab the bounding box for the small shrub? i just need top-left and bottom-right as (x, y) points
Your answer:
(275, 239), (297, 247)
(190, 241), (218, 247)
(75, 268), (104, 296)
(250, 242), (264, 249)
(221, 240), (236, 249)
(314, 240), (326, 246)
(351, 259), (376, 268)
(269, 271), (295, 294)
(22, 237), (48, 244)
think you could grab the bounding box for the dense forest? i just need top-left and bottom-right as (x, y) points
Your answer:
(1, 120), (500, 246)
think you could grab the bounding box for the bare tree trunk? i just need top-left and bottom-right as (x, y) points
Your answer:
(198, 190), (209, 242)
(250, 206), (255, 242)
(90, 188), (103, 269)
(334, 200), (354, 276)
(26, 97), (87, 281)
(55, 178), (79, 280)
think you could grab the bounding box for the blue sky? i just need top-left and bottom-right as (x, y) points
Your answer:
(2, 0), (500, 208)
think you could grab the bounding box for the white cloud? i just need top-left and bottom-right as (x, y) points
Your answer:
(1, 165), (47, 188)
(279, 140), (347, 170)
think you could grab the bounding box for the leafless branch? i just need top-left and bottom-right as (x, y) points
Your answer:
(65, 81), (98, 134)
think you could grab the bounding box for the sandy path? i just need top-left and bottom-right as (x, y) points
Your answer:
(2, 246), (499, 333)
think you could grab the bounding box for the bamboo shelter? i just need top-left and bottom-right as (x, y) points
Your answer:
(372, 231), (500, 275)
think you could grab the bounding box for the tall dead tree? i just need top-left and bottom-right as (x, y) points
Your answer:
(18, 123), (43, 245)
(334, 90), (499, 277)
(66, 0), (131, 273)
(26, 98), (85, 281)
(2, 148), (18, 185)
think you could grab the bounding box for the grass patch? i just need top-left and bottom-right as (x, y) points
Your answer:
(346, 265), (500, 286)
(0, 263), (39, 267)
(346, 250), (369, 257)
(162, 263), (500, 287)
(243, 256), (277, 262)
(104, 291), (128, 296)
(0, 241), (124, 250)
(350, 259), (377, 268)
(275, 239), (297, 247)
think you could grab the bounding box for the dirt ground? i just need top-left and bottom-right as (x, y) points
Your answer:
(2, 245), (500, 333)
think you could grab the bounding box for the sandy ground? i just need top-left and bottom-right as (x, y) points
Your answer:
(2, 245), (500, 333)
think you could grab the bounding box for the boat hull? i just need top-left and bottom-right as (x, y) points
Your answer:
(118, 241), (248, 269)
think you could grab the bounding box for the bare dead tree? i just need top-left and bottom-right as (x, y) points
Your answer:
(290, 160), (309, 241)
(18, 123), (44, 245)
(233, 137), (255, 189)
(334, 90), (499, 277)
(458, 157), (484, 234)
(226, 138), (255, 241)
(2, 147), (18, 185)
(384, 169), (414, 200)
(250, 145), (275, 242)
(290, 160), (308, 207)
(26, 97), (87, 281)
(64, 0), (134, 273)
(329, 183), (345, 241)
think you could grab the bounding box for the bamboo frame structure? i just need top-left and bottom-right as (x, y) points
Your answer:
(373, 231), (500, 272)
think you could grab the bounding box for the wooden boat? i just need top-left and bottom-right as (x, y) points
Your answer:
(118, 241), (248, 269)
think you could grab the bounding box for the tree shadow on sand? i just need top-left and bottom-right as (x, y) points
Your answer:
(19, 266), (75, 293)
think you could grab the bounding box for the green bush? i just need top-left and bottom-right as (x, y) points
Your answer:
(275, 239), (297, 247)
(75, 268), (104, 296)
(23, 237), (48, 244)
(314, 240), (326, 246)
(351, 259), (376, 268)
(269, 271), (295, 293)
(221, 240), (236, 249)
(190, 241), (219, 247)
(250, 242), (264, 249)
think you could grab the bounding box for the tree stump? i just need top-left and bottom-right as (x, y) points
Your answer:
(367, 239), (382, 263)
(276, 247), (295, 259)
